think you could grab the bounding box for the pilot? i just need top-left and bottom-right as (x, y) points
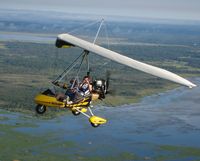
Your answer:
(55, 78), (78, 103)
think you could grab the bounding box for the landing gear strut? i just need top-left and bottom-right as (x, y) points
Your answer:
(72, 105), (107, 127)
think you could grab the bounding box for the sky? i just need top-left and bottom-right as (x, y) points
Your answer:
(1, 0), (200, 21)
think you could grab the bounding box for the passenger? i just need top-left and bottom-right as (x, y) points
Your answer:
(71, 76), (93, 103)
(79, 76), (93, 97)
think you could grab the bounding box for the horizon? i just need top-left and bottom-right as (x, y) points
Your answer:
(1, 8), (200, 26)
(0, 0), (200, 22)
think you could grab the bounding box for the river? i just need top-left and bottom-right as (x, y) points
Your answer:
(1, 77), (200, 160)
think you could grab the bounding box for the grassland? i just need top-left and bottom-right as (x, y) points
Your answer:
(0, 39), (200, 114)
(0, 43), (6, 49)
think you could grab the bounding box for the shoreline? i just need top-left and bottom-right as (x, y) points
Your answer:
(1, 77), (198, 117)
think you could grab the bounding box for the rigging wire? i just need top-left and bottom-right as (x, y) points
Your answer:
(74, 50), (89, 84)
(68, 19), (102, 35)
(66, 19), (106, 79)
(50, 47), (59, 92)
(53, 50), (85, 83)
(93, 19), (104, 44)
(85, 51), (90, 76)
(52, 47), (59, 76)
(50, 19), (116, 107)
(90, 20), (112, 76)
(104, 22), (110, 49)
(52, 19), (113, 94)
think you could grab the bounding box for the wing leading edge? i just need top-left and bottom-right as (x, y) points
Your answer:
(56, 33), (196, 88)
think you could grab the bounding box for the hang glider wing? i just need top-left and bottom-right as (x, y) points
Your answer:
(56, 33), (196, 88)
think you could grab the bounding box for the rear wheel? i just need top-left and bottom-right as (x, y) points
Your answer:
(36, 105), (46, 114)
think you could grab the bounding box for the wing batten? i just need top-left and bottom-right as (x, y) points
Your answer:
(57, 33), (196, 88)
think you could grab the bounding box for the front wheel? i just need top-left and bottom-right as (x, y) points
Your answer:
(36, 105), (46, 114)
(91, 123), (100, 128)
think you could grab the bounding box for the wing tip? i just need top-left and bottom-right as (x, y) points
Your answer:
(188, 83), (197, 89)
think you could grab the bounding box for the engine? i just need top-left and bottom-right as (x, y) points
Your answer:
(92, 79), (108, 99)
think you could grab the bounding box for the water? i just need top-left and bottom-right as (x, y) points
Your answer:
(0, 32), (55, 43)
(1, 77), (200, 160)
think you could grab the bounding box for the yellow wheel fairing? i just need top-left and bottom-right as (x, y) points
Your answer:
(89, 116), (107, 125)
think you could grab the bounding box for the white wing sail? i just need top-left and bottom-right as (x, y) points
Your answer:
(56, 33), (196, 88)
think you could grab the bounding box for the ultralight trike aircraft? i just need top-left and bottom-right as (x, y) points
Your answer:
(34, 21), (196, 127)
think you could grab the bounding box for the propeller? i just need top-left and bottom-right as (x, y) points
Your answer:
(105, 70), (110, 94)
(104, 70), (117, 96)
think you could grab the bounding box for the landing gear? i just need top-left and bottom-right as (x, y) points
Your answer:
(91, 123), (100, 128)
(35, 104), (46, 114)
(72, 110), (80, 116)
(72, 106), (107, 128)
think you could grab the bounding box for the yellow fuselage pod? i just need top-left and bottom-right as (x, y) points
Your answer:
(89, 116), (107, 125)
(34, 94), (92, 110)
(34, 94), (65, 108)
